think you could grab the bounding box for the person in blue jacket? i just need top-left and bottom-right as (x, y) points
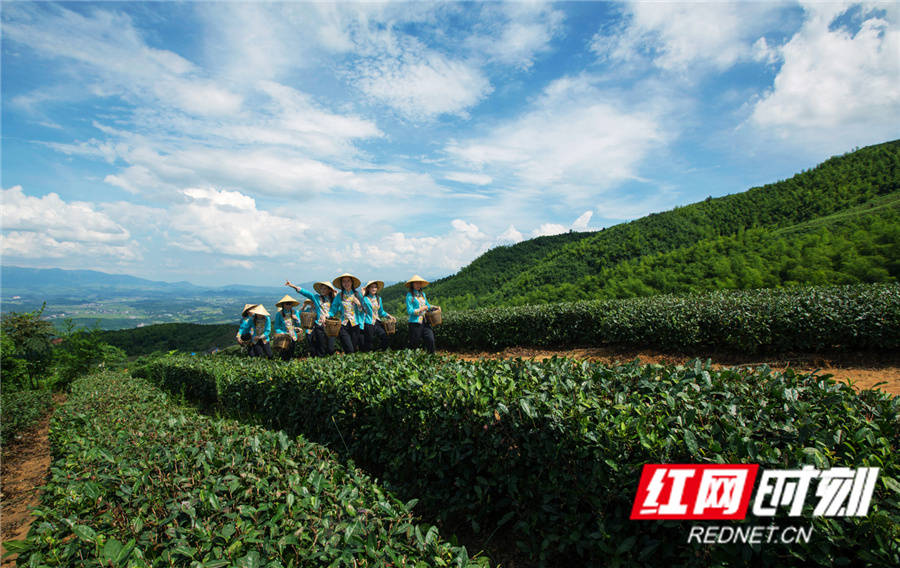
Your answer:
(237, 305), (272, 358)
(285, 280), (337, 356)
(405, 275), (438, 353)
(361, 280), (393, 352)
(236, 303), (258, 355)
(272, 294), (301, 361)
(329, 273), (367, 354)
(299, 299), (316, 356)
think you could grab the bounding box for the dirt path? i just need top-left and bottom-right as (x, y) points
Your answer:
(1, 393), (66, 566)
(445, 347), (900, 396)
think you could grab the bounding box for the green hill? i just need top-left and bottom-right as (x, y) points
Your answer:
(98, 323), (236, 356)
(383, 139), (899, 311)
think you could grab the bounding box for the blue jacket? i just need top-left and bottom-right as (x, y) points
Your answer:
(239, 315), (271, 341)
(406, 291), (432, 324)
(329, 289), (368, 326)
(295, 288), (332, 324)
(273, 308), (300, 336)
(362, 295), (391, 325)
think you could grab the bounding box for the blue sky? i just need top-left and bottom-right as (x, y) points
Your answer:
(2, 1), (898, 287)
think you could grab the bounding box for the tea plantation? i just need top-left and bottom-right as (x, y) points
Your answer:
(7, 283), (899, 566)
(134, 351), (900, 566)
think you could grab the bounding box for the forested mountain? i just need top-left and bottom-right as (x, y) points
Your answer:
(382, 140), (900, 310)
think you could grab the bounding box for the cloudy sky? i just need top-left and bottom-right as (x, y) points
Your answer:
(2, 1), (898, 286)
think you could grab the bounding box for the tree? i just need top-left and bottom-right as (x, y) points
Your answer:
(54, 321), (127, 387)
(0, 304), (55, 389)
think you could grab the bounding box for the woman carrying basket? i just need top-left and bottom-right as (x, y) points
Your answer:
(329, 273), (367, 354)
(238, 305), (273, 359)
(285, 280), (337, 357)
(299, 299), (316, 356)
(361, 280), (393, 352)
(272, 294), (301, 361)
(405, 275), (439, 354)
(236, 303), (258, 354)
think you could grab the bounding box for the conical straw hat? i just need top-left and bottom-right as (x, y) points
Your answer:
(314, 281), (338, 296)
(332, 273), (361, 290)
(242, 303), (258, 316)
(275, 294), (300, 307)
(364, 280), (384, 293)
(250, 305), (270, 317)
(405, 274), (429, 289)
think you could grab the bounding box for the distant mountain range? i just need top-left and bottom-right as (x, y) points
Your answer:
(0, 266), (315, 330)
(0, 266), (302, 297)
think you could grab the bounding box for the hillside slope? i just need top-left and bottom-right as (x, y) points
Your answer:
(384, 140), (899, 310)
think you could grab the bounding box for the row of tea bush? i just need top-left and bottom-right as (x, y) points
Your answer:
(9, 370), (486, 567)
(138, 351), (900, 566)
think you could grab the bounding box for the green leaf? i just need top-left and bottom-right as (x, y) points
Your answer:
(102, 538), (124, 562)
(882, 476), (900, 495)
(0, 540), (29, 554)
(73, 524), (97, 543)
(683, 430), (699, 457)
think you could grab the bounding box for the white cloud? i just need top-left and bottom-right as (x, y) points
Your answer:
(444, 171), (493, 186)
(530, 211), (593, 238)
(343, 170), (447, 197)
(346, 219), (491, 274)
(593, 2), (785, 73)
(352, 44), (492, 120)
(1, 232), (140, 261)
(167, 188), (308, 258)
(446, 74), (667, 193)
(2, 186), (129, 243)
(197, 3), (318, 81)
(752, 37), (780, 66)
(465, 2), (564, 69)
(497, 224), (524, 244)
(96, 141), (357, 198)
(3, 4), (242, 116)
(256, 81), (382, 145)
(5, 5), (388, 201)
(749, 3), (900, 147)
(532, 223), (567, 237)
(572, 211), (593, 231)
(1, 186), (140, 260)
(222, 259), (255, 270)
(100, 201), (167, 229)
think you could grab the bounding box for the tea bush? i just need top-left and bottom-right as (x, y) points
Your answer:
(140, 352), (900, 566)
(0, 388), (52, 446)
(430, 284), (900, 353)
(9, 371), (486, 567)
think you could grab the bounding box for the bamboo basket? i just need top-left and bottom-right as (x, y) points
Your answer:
(300, 311), (315, 329)
(382, 317), (397, 335)
(324, 317), (341, 337)
(272, 334), (292, 350)
(425, 307), (442, 326)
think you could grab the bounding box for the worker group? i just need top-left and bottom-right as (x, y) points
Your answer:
(237, 273), (439, 360)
